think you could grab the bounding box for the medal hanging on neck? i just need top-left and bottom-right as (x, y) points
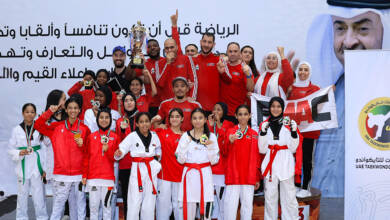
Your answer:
(236, 125), (248, 140)
(65, 119), (81, 140)
(100, 130), (111, 156)
(24, 121), (35, 154)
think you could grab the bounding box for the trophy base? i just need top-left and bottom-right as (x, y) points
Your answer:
(130, 63), (144, 69)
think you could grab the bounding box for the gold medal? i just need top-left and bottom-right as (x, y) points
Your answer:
(200, 134), (208, 145)
(282, 116), (291, 126)
(74, 132), (81, 139)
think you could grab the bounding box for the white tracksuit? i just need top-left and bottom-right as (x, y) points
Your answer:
(259, 125), (299, 220)
(8, 125), (48, 220)
(115, 131), (161, 220)
(176, 132), (219, 220)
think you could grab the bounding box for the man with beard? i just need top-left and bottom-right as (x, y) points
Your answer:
(157, 11), (197, 102)
(191, 33), (221, 115)
(153, 77), (201, 131)
(305, 0), (390, 197)
(109, 46), (132, 92)
(128, 12), (182, 117)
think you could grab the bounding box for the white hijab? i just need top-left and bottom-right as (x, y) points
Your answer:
(294, 61), (312, 87)
(306, 6), (390, 88)
(254, 51), (283, 97)
(262, 51), (282, 73)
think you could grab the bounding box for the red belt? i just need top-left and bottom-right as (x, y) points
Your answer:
(183, 162), (211, 220)
(262, 145), (288, 182)
(132, 157), (157, 195)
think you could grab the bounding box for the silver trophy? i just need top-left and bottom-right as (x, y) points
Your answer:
(130, 21), (147, 69)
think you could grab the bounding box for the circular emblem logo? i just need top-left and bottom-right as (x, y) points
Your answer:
(359, 97), (390, 150)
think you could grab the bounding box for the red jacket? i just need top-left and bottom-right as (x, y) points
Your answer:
(193, 53), (220, 111)
(35, 110), (91, 176)
(155, 128), (184, 182)
(68, 82), (119, 117)
(208, 120), (234, 175)
(223, 125), (260, 185)
(115, 117), (136, 169)
(68, 82), (95, 120)
(287, 82), (321, 139)
(82, 130), (119, 181)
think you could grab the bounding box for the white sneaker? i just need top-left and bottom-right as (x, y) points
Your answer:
(61, 215), (70, 220)
(295, 187), (301, 193)
(296, 189), (312, 198)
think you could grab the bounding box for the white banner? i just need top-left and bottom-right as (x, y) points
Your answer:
(250, 86), (338, 133)
(345, 50), (390, 220)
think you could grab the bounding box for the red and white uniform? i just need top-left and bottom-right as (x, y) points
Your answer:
(176, 132), (219, 220)
(115, 131), (161, 220)
(208, 120), (234, 220)
(157, 98), (202, 131)
(83, 130), (119, 220)
(223, 125), (260, 220)
(8, 124), (48, 220)
(220, 63), (254, 116)
(155, 128), (184, 220)
(192, 53), (220, 111)
(254, 55), (294, 98)
(258, 120), (302, 220)
(136, 94), (152, 113)
(144, 57), (166, 108)
(35, 110), (91, 220)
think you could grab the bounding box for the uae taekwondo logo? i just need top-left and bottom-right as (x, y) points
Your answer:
(359, 97), (390, 150)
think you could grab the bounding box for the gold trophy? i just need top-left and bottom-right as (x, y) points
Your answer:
(130, 21), (147, 69)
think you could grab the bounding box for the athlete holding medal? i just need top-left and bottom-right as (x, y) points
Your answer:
(223, 105), (260, 220)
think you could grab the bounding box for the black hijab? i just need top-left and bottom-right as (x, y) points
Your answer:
(136, 127), (152, 152)
(269, 97), (285, 138)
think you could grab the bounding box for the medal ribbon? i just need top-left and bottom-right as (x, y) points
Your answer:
(65, 119), (80, 134)
(237, 125), (248, 139)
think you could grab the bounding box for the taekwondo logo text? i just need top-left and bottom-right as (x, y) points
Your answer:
(359, 97), (390, 151)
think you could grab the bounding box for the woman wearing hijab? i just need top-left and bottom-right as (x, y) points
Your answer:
(287, 62), (321, 198)
(258, 97), (302, 220)
(253, 47), (294, 98)
(82, 108), (120, 220)
(115, 92), (138, 219)
(84, 85), (121, 132)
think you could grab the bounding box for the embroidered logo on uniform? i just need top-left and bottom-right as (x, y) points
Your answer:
(196, 65), (199, 70)
(246, 135), (250, 139)
(94, 136), (97, 139)
(136, 143), (139, 147)
(183, 108), (192, 112)
(151, 68), (155, 74)
(152, 144), (156, 147)
(137, 102), (144, 105)
(252, 135), (257, 139)
(61, 129), (64, 133)
(177, 64), (184, 68)
(109, 137), (114, 140)
(232, 72), (240, 76)
(207, 63), (215, 66)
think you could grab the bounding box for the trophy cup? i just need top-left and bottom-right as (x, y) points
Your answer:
(130, 21), (147, 69)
